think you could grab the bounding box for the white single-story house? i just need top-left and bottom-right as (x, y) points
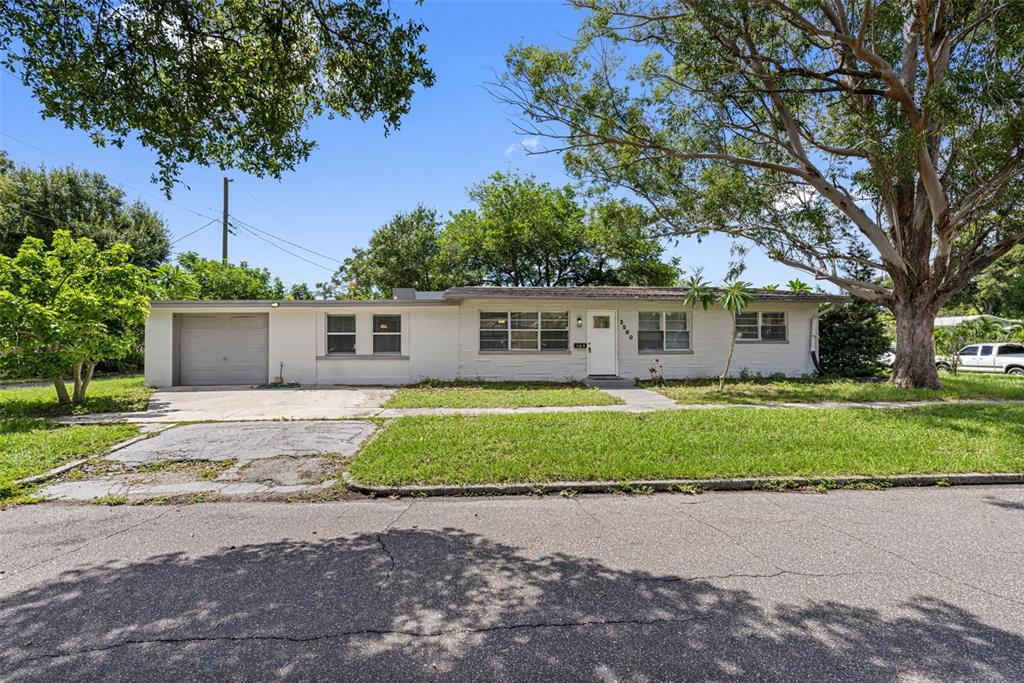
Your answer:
(934, 314), (1022, 330)
(143, 286), (843, 387)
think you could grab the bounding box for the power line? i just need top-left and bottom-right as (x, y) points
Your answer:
(171, 218), (218, 246)
(230, 220), (336, 272)
(0, 131), (220, 223)
(0, 199), (59, 224)
(229, 215), (343, 264)
(236, 181), (320, 246)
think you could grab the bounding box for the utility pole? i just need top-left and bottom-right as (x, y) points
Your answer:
(221, 177), (231, 263)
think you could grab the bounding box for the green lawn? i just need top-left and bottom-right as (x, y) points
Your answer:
(0, 376), (153, 418)
(644, 372), (1024, 405)
(351, 405), (1024, 485)
(0, 419), (138, 500)
(383, 381), (624, 409)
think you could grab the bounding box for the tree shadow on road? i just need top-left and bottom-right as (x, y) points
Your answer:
(2, 527), (1021, 681)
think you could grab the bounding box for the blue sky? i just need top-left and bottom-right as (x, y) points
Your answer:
(0, 0), (807, 291)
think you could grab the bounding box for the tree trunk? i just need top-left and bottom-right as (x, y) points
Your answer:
(53, 378), (70, 404)
(72, 362), (85, 403)
(719, 313), (737, 391)
(77, 361), (96, 402)
(890, 300), (941, 389)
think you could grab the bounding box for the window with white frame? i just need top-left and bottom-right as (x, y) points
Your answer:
(638, 312), (690, 352)
(735, 311), (787, 341)
(326, 315), (356, 354)
(372, 314), (402, 354)
(479, 311), (569, 352)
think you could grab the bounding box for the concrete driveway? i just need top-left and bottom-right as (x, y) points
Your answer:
(3, 487), (1024, 681)
(71, 386), (396, 422)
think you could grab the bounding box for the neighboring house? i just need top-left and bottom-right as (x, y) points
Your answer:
(934, 314), (1022, 330)
(144, 287), (842, 387)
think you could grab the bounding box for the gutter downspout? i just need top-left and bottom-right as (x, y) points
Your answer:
(809, 311), (823, 375)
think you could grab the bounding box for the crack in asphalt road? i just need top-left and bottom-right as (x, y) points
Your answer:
(1, 512), (169, 580)
(810, 516), (1024, 608)
(14, 614), (715, 665)
(374, 501), (414, 593)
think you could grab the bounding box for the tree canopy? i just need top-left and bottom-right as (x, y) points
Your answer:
(161, 252), (289, 300)
(327, 172), (680, 297)
(0, 152), (170, 267)
(0, 230), (151, 401)
(0, 0), (434, 191)
(500, 0), (1024, 388)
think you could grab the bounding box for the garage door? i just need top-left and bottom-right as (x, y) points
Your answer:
(178, 314), (269, 386)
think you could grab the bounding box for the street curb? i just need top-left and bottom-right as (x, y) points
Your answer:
(341, 471), (1024, 497)
(13, 429), (163, 487)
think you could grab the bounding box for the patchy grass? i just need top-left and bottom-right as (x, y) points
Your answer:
(0, 376), (153, 418)
(644, 372), (1024, 405)
(383, 380), (623, 409)
(350, 405), (1024, 485)
(0, 419), (138, 500)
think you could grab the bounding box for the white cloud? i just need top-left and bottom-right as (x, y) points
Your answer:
(504, 136), (542, 156)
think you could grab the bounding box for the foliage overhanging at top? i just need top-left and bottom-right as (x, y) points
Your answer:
(0, 0), (434, 191)
(498, 0), (1024, 311)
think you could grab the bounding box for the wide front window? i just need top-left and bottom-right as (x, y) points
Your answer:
(373, 314), (402, 354)
(479, 311), (569, 352)
(326, 315), (355, 354)
(638, 312), (690, 352)
(735, 311), (787, 341)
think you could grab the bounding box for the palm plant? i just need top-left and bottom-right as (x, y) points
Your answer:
(786, 279), (812, 293)
(718, 281), (754, 390)
(682, 275), (754, 391)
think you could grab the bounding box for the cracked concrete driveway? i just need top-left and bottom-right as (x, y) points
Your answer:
(109, 421), (376, 464)
(41, 420), (376, 502)
(65, 386), (396, 423)
(3, 486), (1024, 681)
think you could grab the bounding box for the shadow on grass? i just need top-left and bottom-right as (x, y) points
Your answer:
(872, 404), (1024, 442)
(2, 528), (1022, 680)
(0, 388), (151, 419)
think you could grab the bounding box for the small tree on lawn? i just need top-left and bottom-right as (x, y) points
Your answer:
(0, 231), (151, 403)
(682, 275), (754, 390)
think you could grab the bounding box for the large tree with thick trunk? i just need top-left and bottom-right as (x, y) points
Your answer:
(499, 0), (1024, 388)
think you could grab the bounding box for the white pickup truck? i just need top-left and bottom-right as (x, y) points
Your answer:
(937, 342), (1024, 375)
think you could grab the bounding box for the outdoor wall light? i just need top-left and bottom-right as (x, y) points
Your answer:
(270, 302), (280, 308)
(576, 316), (583, 328)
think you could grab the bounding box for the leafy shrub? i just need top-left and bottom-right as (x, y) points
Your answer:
(818, 301), (891, 378)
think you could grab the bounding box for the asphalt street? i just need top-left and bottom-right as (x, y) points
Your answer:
(2, 486), (1024, 681)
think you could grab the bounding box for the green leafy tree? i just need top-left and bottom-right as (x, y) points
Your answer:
(441, 172), (678, 287)
(322, 173), (679, 297)
(501, 1), (1024, 389)
(0, 0), (434, 191)
(0, 231), (151, 402)
(172, 252), (287, 300)
(0, 152), (170, 267)
(286, 282), (316, 300)
(336, 205), (460, 298)
(974, 246), (1024, 318)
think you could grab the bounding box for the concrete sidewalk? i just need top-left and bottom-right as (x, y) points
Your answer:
(55, 385), (1024, 424)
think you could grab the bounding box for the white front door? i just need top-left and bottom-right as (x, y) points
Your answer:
(587, 310), (617, 376)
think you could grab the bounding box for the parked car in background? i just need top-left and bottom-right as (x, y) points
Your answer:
(937, 343), (1024, 375)
(880, 345), (896, 367)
